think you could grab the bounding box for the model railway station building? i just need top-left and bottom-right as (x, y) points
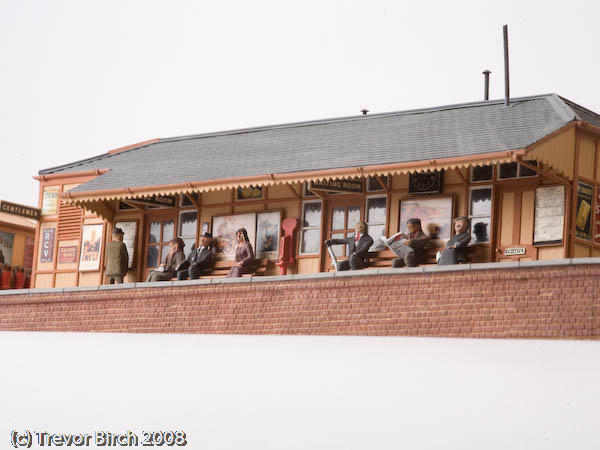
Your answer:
(31, 94), (600, 288)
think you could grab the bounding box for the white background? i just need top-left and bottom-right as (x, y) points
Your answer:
(1, 332), (599, 449)
(2, 0), (600, 207)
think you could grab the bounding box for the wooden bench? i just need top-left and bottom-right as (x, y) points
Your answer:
(366, 245), (476, 268)
(198, 258), (270, 278)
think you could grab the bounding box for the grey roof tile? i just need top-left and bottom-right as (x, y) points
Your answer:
(39, 94), (597, 194)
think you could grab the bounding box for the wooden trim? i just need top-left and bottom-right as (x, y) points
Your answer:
(570, 130), (582, 257)
(108, 138), (160, 155)
(374, 174), (391, 194)
(34, 169), (109, 181)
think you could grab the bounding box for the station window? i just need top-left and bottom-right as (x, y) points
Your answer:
(180, 193), (200, 207)
(367, 176), (388, 192)
(147, 219), (176, 267)
(179, 210), (198, 252)
(471, 165), (493, 182)
(498, 161), (538, 179)
(469, 187), (492, 244)
(366, 195), (387, 250)
(299, 201), (322, 254)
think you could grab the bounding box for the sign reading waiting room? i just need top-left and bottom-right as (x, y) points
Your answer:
(310, 179), (363, 193)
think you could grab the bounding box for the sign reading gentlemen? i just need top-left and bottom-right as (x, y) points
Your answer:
(0, 200), (41, 220)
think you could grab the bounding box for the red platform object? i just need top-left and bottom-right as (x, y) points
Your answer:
(14, 271), (26, 289)
(275, 218), (299, 275)
(1, 269), (14, 290)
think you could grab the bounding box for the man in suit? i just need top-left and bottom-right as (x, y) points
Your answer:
(105, 227), (129, 284)
(438, 216), (471, 265)
(380, 218), (431, 267)
(325, 221), (373, 271)
(176, 232), (216, 280)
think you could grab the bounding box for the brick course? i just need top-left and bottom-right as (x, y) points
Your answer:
(1, 261), (598, 339)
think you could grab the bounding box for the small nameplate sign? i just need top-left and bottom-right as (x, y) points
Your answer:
(310, 179), (363, 193)
(135, 195), (177, 208)
(504, 247), (526, 256)
(1, 200), (41, 220)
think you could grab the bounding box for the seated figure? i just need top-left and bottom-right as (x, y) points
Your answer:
(325, 221), (373, 271)
(379, 218), (430, 267)
(437, 216), (471, 265)
(176, 232), (216, 280)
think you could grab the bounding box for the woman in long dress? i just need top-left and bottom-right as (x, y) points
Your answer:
(227, 228), (254, 278)
(146, 237), (186, 282)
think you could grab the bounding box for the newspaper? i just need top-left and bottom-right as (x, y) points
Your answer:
(326, 245), (339, 272)
(379, 232), (407, 256)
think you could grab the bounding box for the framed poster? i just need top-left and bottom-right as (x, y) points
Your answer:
(58, 245), (78, 264)
(534, 185), (565, 245)
(399, 196), (453, 245)
(114, 220), (138, 269)
(40, 227), (55, 263)
(41, 187), (60, 216)
(212, 213), (256, 260)
(79, 224), (104, 271)
(575, 181), (593, 240)
(0, 231), (15, 266)
(595, 186), (600, 245)
(256, 210), (281, 260)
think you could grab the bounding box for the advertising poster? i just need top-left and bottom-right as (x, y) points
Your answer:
(40, 228), (55, 263)
(534, 185), (565, 245)
(58, 245), (79, 264)
(23, 236), (34, 269)
(41, 187), (60, 216)
(212, 213), (256, 260)
(575, 181), (593, 240)
(256, 211), (281, 260)
(79, 224), (104, 271)
(595, 186), (600, 245)
(0, 231), (15, 266)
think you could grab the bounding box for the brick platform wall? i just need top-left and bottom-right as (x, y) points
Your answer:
(1, 259), (599, 339)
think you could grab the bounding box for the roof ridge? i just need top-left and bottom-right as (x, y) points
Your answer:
(160, 93), (559, 143)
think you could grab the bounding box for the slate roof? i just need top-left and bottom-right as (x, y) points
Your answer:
(40, 94), (600, 195)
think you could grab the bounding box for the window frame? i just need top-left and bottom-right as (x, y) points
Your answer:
(298, 200), (323, 255)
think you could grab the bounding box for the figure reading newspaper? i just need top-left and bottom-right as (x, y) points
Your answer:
(325, 221), (373, 271)
(379, 218), (430, 267)
(437, 216), (471, 265)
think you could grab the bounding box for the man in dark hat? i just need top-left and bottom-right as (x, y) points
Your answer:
(438, 216), (471, 265)
(104, 227), (129, 284)
(176, 232), (216, 280)
(380, 218), (430, 267)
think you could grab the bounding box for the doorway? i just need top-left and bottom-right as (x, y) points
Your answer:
(323, 198), (363, 271)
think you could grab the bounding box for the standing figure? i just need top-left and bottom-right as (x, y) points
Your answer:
(325, 221), (373, 271)
(380, 218), (431, 267)
(146, 238), (185, 282)
(104, 227), (129, 284)
(438, 217), (471, 265)
(177, 232), (216, 280)
(227, 228), (254, 278)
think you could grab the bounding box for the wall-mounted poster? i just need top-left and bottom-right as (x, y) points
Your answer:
(595, 186), (600, 245)
(41, 187), (60, 216)
(575, 181), (593, 240)
(399, 196), (454, 243)
(79, 224), (104, 271)
(58, 245), (78, 264)
(0, 231), (15, 265)
(212, 213), (256, 260)
(534, 185), (565, 245)
(24, 236), (34, 270)
(256, 211), (281, 260)
(114, 220), (138, 269)
(40, 227), (55, 263)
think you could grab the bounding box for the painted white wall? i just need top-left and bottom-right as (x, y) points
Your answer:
(1, 332), (598, 449)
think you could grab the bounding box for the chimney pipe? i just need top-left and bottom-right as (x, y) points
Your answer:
(483, 70), (491, 100)
(361, 109), (369, 115)
(503, 24), (510, 106)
